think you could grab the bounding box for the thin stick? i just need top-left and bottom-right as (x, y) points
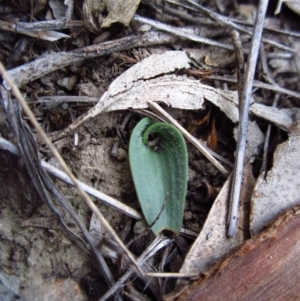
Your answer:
(207, 75), (300, 100)
(165, 0), (296, 53)
(260, 44), (277, 86)
(0, 137), (199, 239)
(6, 31), (178, 88)
(182, 0), (295, 53)
(42, 160), (142, 219)
(232, 17), (300, 39)
(0, 20), (71, 41)
(15, 19), (83, 31)
(145, 272), (199, 278)
(0, 63), (144, 275)
(227, 0), (269, 238)
(133, 15), (234, 51)
(148, 101), (230, 176)
(230, 30), (245, 107)
(99, 235), (171, 301)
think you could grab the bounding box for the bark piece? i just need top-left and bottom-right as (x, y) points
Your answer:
(166, 205), (300, 301)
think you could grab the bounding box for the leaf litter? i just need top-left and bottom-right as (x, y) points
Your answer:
(0, 1), (300, 300)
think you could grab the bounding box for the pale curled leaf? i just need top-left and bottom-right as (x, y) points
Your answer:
(250, 124), (300, 236)
(99, 52), (296, 132)
(275, 0), (300, 15)
(106, 51), (192, 96)
(55, 50), (296, 143)
(250, 103), (294, 130)
(106, 75), (205, 111)
(95, 51), (198, 112)
(285, 1), (300, 15)
(98, 49), (239, 119)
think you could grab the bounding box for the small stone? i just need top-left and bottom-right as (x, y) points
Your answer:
(184, 211), (193, 220)
(76, 82), (101, 98)
(138, 24), (152, 32)
(133, 220), (148, 234)
(57, 76), (77, 91)
(110, 144), (127, 161)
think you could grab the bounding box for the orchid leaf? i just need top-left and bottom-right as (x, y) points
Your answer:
(129, 117), (188, 235)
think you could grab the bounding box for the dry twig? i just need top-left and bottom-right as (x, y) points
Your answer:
(0, 136), (198, 239)
(0, 63), (144, 275)
(227, 0), (269, 238)
(5, 31), (178, 88)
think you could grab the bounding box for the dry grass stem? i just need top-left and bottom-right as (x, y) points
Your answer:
(0, 62), (144, 276)
(148, 101), (230, 176)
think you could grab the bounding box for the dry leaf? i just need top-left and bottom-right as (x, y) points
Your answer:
(83, 0), (141, 30)
(237, 4), (257, 22)
(176, 121), (262, 289)
(101, 0), (141, 27)
(168, 205), (300, 301)
(177, 176), (243, 276)
(207, 117), (218, 151)
(250, 122), (300, 236)
(250, 103), (299, 131)
(56, 51), (296, 143)
(285, 1), (300, 15)
(100, 51), (203, 111)
(269, 39), (300, 75)
(204, 50), (236, 68)
(275, 0), (300, 15)
(90, 51), (239, 120)
(175, 162), (255, 294)
(49, 0), (66, 19)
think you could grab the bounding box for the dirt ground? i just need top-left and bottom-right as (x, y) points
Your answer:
(0, 105), (231, 300)
(0, 1), (299, 300)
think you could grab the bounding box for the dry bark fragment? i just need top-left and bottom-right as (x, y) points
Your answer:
(166, 205), (300, 301)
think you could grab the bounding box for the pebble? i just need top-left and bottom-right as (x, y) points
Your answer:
(57, 76), (77, 91)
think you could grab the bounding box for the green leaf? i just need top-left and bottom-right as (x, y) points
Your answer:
(129, 117), (188, 235)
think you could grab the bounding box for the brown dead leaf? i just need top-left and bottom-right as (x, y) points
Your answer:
(185, 68), (214, 78)
(207, 117), (218, 151)
(204, 50), (236, 68)
(186, 109), (210, 134)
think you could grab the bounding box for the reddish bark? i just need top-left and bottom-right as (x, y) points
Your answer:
(168, 206), (300, 301)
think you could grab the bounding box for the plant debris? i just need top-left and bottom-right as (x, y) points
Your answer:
(0, 0), (300, 300)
